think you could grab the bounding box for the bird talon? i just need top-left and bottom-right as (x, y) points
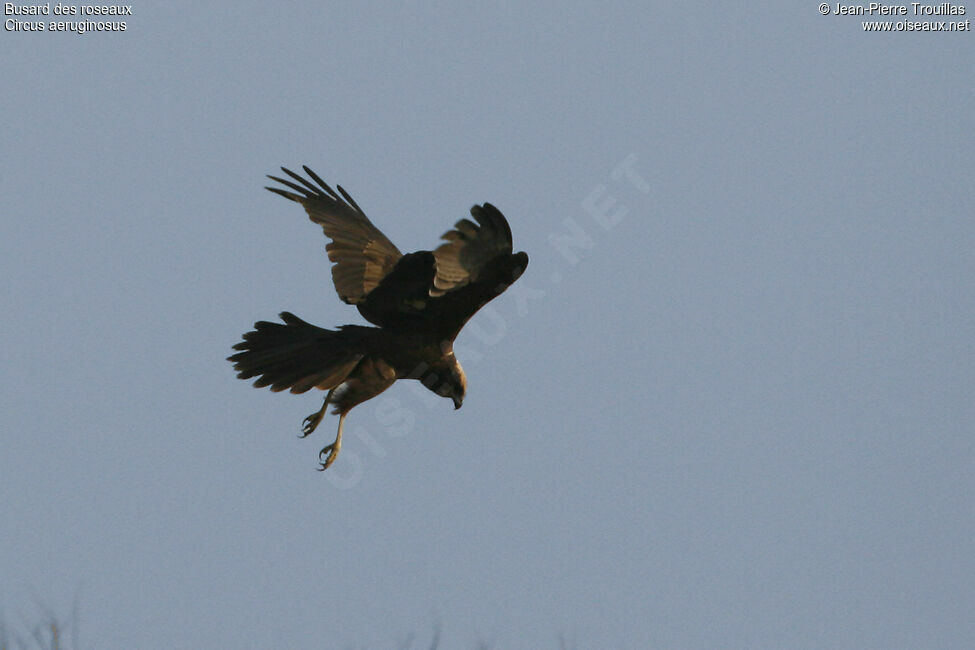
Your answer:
(300, 412), (322, 438)
(317, 444), (338, 471)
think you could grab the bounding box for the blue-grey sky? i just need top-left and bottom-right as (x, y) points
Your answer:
(2, 2), (973, 648)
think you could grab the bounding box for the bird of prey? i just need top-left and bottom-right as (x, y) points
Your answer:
(228, 166), (529, 471)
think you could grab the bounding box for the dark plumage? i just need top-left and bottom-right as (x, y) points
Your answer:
(228, 166), (528, 470)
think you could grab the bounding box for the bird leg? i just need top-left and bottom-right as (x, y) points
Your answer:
(317, 412), (347, 472)
(300, 387), (336, 438)
(299, 387), (346, 471)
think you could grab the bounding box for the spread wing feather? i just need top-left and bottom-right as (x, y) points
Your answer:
(414, 203), (527, 340)
(266, 168), (528, 339)
(431, 203), (514, 296)
(266, 166), (402, 304)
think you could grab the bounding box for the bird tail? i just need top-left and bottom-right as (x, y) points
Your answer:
(228, 312), (369, 394)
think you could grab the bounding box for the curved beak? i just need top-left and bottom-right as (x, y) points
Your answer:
(452, 395), (463, 410)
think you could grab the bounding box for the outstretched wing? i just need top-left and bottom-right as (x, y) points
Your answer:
(266, 166), (402, 304)
(351, 202), (527, 338)
(432, 203), (515, 296)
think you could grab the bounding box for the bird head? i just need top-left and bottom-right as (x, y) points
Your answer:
(423, 354), (466, 410)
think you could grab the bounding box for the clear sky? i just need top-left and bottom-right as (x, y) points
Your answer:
(2, 2), (973, 648)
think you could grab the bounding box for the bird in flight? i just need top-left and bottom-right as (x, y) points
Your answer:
(228, 166), (529, 471)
